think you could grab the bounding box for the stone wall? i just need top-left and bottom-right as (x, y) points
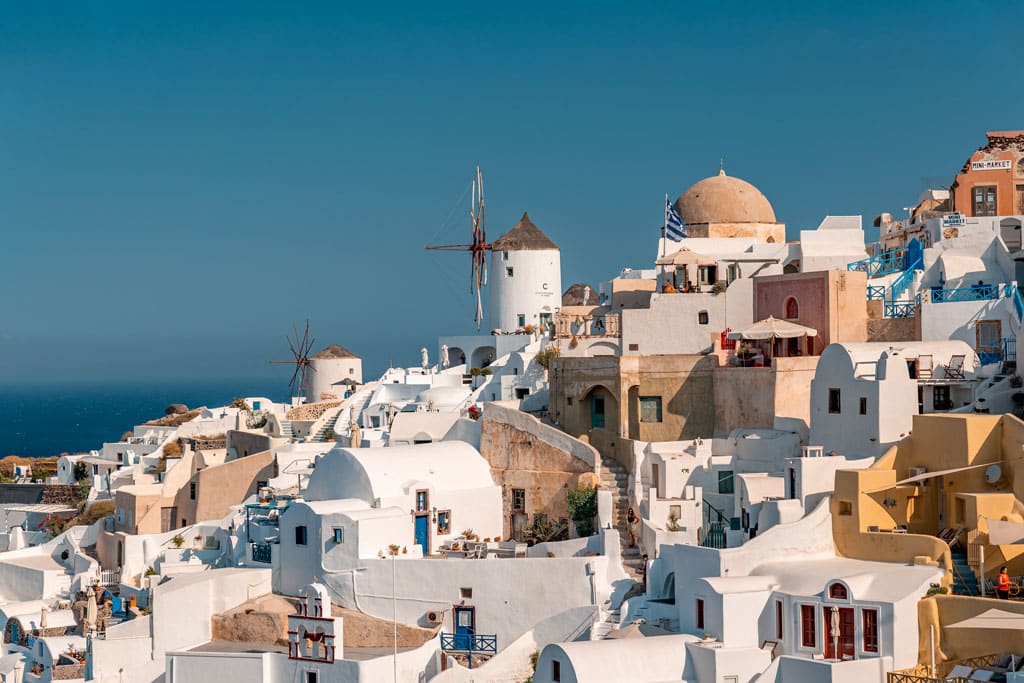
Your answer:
(41, 485), (79, 506)
(480, 403), (598, 540)
(867, 315), (921, 342)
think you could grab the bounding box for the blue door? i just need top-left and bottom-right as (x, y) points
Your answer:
(454, 607), (475, 650)
(415, 515), (429, 553)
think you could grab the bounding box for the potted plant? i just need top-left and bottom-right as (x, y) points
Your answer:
(324, 428), (336, 442)
(388, 544), (400, 556)
(171, 534), (184, 548)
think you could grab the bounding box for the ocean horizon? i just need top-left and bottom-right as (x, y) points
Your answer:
(0, 378), (289, 458)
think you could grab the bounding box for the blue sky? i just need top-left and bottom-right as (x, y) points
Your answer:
(2, 1), (1022, 385)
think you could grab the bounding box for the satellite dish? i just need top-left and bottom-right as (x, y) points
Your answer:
(985, 464), (1002, 484)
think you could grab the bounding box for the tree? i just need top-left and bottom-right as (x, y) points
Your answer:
(567, 485), (598, 537)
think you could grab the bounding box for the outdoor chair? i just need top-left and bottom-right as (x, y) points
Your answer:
(918, 355), (934, 379)
(946, 355), (967, 379)
(969, 669), (995, 681)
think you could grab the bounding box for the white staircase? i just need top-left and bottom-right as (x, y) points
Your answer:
(590, 606), (622, 640)
(279, 420), (294, 439)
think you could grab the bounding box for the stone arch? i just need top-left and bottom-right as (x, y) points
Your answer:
(662, 572), (676, 600)
(445, 346), (467, 369)
(1000, 218), (1022, 251)
(470, 345), (496, 370)
(580, 384), (619, 436)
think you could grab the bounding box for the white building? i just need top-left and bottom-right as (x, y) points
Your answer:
(809, 341), (980, 459)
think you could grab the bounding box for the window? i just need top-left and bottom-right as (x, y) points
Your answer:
(828, 583), (848, 600)
(437, 510), (451, 534)
(697, 310), (709, 325)
(371, 415), (381, 428)
(506, 267), (514, 277)
(306, 672), (319, 683)
(828, 388), (841, 414)
(838, 500), (853, 516)
(517, 314), (526, 327)
(566, 397), (573, 406)
(256, 480), (268, 491)
(460, 587), (473, 599)
(973, 185), (997, 216)
(511, 488), (527, 511)
(776, 600), (784, 639)
(976, 320), (1002, 358)
(862, 609), (879, 653)
(933, 386), (952, 411)
(628, 343), (639, 351)
(1019, 158), (1024, 177)
(514, 387), (529, 399)
(785, 297), (799, 320)
(859, 397), (867, 415)
(639, 396), (663, 423)
(295, 525), (308, 546)
(552, 659), (561, 682)
(190, 481), (196, 500)
(416, 490), (429, 512)
(332, 527), (344, 543)
(718, 470), (734, 495)
(696, 598), (705, 629)
(800, 604), (816, 648)
(727, 263), (739, 282)
(503, 250), (509, 261)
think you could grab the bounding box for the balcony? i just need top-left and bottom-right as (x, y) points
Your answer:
(440, 632), (497, 655)
(555, 313), (620, 339)
(928, 284), (1001, 303)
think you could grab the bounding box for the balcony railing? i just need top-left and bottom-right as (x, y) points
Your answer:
(885, 301), (916, 318)
(867, 285), (886, 301)
(928, 284), (1000, 303)
(251, 542), (272, 564)
(847, 248), (908, 277)
(440, 632), (497, 654)
(555, 313), (621, 339)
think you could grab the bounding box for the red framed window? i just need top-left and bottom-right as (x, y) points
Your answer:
(800, 605), (816, 648)
(863, 609), (879, 653)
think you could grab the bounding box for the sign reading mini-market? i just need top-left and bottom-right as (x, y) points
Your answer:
(970, 159), (1012, 171)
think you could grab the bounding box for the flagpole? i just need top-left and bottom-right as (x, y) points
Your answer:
(661, 193), (668, 258)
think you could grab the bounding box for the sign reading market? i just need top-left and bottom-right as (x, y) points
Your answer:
(971, 159), (1012, 171)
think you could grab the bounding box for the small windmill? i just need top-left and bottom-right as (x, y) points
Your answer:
(425, 164), (490, 329)
(269, 320), (316, 398)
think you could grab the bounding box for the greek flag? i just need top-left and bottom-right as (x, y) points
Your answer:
(665, 198), (686, 241)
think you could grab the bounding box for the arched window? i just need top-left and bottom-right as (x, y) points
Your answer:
(828, 582), (848, 600)
(1017, 157), (1024, 177)
(785, 297), (799, 320)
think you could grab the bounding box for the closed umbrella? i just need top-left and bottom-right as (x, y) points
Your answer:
(830, 605), (840, 661)
(86, 591), (97, 633)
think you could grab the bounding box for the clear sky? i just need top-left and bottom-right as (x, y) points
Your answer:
(2, 0), (1022, 386)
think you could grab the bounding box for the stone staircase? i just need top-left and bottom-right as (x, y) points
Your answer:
(951, 551), (979, 596)
(311, 408), (344, 443)
(599, 454), (644, 582)
(589, 606), (622, 640)
(279, 420), (294, 440)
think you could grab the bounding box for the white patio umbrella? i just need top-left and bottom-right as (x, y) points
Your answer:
(726, 316), (818, 341)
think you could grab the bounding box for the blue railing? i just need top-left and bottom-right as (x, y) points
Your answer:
(1003, 338), (1016, 363)
(867, 285), (886, 301)
(929, 284), (999, 303)
(889, 256), (922, 302)
(251, 542), (272, 564)
(441, 632), (497, 654)
(885, 301), (917, 318)
(1014, 286), (1024, 323)
(847, 248), (907, 277)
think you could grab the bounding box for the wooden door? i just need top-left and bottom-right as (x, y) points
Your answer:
(823, 607), (855, 660)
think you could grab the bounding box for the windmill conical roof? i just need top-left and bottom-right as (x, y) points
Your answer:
(311, 344), (360, 360)
(491, 212), (559, 251)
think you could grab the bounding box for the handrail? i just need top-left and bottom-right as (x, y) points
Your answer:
(889, 256), (922, 302)
(847, 248), (908, 277)
(703, 499), (727, 523)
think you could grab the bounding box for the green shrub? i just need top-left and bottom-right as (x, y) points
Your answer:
(567, 485), (598, 537)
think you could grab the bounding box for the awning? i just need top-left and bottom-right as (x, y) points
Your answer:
(947, 608), (1024, 631)
(987, 518), (1024, 546)
(726, 316), (818, 341)
(864, 458), (1024, 493)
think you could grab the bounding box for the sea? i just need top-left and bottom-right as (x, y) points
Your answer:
(0, 379), (287, 458)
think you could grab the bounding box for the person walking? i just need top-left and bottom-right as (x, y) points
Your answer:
(627, 507), (639, 548)
(997, 566), (1011, 600)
